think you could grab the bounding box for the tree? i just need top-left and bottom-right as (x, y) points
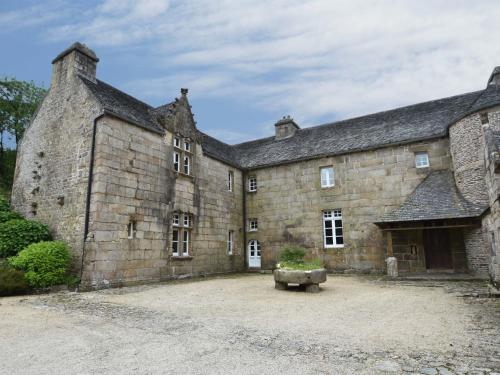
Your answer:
(0, 78), (46, 196)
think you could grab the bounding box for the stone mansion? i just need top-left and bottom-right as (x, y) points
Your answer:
(11, 43), (500, 288)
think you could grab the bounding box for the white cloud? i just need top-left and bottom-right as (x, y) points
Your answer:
(4, 0), (500, 142)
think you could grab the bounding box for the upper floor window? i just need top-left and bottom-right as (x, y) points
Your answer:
(227, 230), (234, 255)
(228, 171), (234, 192)
(174, 137), (181, 148)
(173, 152), (180, 172)
(183, 214), (192, 228)
(320, 166), (335, 187)
(184, 141), (191, 152)
(249, 219), (258, 232)
(172, 213), (180, 226)
(127, 221), (137, 239)
(182, 230), (190, 255)
(248, 177), (257, 192)
(415, 152), (429, 168)
(323, 209), (344, 248)
(184, 155), (191, 175)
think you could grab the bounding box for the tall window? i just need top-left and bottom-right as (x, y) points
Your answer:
(320, 166), (335, 187)
(184, 156), (190, 175)
(174, 137), (181, 148)
(228, 171), (234, 192)
(172, 212), (192, 256)
(172, 229), (179, 255)
(248, 177), (257, 192)
(173, 152), (180, 172)
(415, 152), (429, 168)
(249, 219), (258, 232)
(127, 221), (137, 239)
(227, 230), (234, 255)
(323, 209), (344, 248)
(183, 230), (190, 255)
(184, 140), (191, 152)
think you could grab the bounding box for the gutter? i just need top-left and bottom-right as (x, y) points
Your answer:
(79, 113), (104, 285)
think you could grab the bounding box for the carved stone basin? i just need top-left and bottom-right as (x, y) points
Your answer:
(273, 268), (327, 293)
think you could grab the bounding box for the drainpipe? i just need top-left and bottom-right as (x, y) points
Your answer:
(79, 113), (104, 287)
(242, 170), (248, 270)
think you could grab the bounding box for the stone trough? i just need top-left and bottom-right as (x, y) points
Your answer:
(273, 268), (327, 293)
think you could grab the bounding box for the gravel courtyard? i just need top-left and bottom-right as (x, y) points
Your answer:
(0, 274), (498, 375)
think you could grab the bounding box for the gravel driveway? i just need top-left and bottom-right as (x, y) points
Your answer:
(0, 274), (498, 374)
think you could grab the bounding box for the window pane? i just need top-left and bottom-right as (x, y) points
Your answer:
(335, 228), (343, 236)
(326, 237), (334, 245)
(324, 221), (332, 228)
(336, 236), (344, 245)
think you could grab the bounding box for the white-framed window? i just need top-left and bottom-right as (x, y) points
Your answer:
(323, 209), (344, 248)
(183, 214), (192, 228)
(184, 140), (191, 152)
(320, 166), (335, 187)
(227, 230), (234, 255)
(248, 240), (261, 257)
(249, 219), (258, 232)
(173, 152), (180, 172)
(248, 177), (257, 192)
(183, 230), (190, 255)
(127, 221), (137, 239)
(172, 228), (179, 255)
(172, 213), (179, 226)
(184, 155), (190, 175)
(415, 152), (429, 168)
(228, 171), (233, 192)
(174, 137), (181, 148)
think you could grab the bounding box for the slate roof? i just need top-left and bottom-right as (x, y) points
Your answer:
(79, 75), (500, 170)
(376, 170), (487, 223)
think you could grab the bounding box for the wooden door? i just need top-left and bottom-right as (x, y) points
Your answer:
(423, 229), (452, 269)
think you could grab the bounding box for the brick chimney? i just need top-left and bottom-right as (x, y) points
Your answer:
(488, 66), (500, 86)
(51, 42), (99, 87)
(275, 115), (300, 140)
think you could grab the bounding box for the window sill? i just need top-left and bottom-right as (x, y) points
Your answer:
(324, 245), (345, 250)
(320, 185), (335, 189)
(247, 190), (257, 193)
(171, 255), (193, 260)
(174, 172), (194, 180)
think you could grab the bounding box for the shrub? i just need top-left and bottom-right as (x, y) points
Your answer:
(279, 259), (323, 271)
(279, 245), (306, 263)
(0, 264), (29, 296)
(0, 210), (22, 223)
(9, 241), (70, 288)
(0, 219), (51, 257)
(0, 196), (10, 212)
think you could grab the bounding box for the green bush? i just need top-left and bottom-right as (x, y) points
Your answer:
(0, 196), (10, 212)
(9, 241), (70, 288)
(279, 259), (323, 271)
(0, 219), (51, 257)
(0, 264), (29, 296)
(279, 245), (306, 263)
(0, 210), (22, 223)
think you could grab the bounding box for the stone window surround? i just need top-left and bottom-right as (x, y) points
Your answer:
(228, 170), (234, 192)
(172, 212), (193, 257)
(320, 166), (335, 188)
(323, 209), (344, 249)
(173, 134), (193, 176)
(127, 220), (137, 239)
(248, 176), (257, 192)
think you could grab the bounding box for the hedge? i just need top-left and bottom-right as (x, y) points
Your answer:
(0, 219), (51, 257)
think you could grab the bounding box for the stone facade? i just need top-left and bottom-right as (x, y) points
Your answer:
(10, 42), (500, 286)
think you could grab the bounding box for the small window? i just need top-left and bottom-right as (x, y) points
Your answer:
(172, 228), (179, 255)
(248, 177), (257, 192)
(174, 137), (181, 148)
(184, 141), (191, 152)
(183, 230), (190, 255)
(249, 219), (258, 232)
(172, 213), (179, 226)
(323, 209), (344, 248)
(184, 155), (190, 175)
(183, 214), (192, 228)
(227, 230), (234, 255)
(127, 221), (137, 239)
(320, 166), (335, 187)
(173, 152), (180, 172)
(228, 171), (233, 192)
(415, 152), (429, 168)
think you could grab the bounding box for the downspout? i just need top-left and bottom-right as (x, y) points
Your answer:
(242, 170), (248, 270)
(79, 113), (104, 287)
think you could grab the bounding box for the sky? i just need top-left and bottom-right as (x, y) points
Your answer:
(1, 0), (500, 148)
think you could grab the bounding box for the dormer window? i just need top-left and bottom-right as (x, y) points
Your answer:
(415, 152), (429, 168)
(172, 213), (180, 226)
(183, 214), (192, 228)
(174, 137), (181, 148)
(173, 136), (193, 175)
(184, 141), (191, 152)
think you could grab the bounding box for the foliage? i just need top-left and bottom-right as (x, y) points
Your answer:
(0, 219), (51, 257)
(0, 210), (22, 223)
(0, 263), (29, 296)
(0, 195), (10, 212)
(279, 245), (307, 263)
(8, 241), (70, 288)
(278, 259), (323, 271)
(0, 149), (16, 196)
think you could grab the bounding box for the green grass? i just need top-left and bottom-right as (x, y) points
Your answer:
(279, 259), (323, 271)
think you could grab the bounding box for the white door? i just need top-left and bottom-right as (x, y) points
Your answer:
(248, 240), (261, 268)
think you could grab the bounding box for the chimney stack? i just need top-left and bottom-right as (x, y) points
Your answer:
(51, 42), (99, 87)
(275, 115), (300, 140)
(488, 66), (500, 86)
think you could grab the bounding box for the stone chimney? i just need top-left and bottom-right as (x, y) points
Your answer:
(51, 42), (99, 87)
(488, 66), (500, 86)
(275, 115), (300, 140)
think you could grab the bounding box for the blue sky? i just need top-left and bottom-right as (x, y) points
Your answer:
(2, 0), (500, 148)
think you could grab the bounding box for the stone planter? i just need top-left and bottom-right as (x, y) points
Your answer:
(273, 268), (327, 293)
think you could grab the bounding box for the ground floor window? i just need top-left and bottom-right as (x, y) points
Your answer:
(323, 209), (344, 248)
(172, 212), (192, 256)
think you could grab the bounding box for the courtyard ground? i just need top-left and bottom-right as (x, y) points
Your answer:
(0, 274), (498, 375)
